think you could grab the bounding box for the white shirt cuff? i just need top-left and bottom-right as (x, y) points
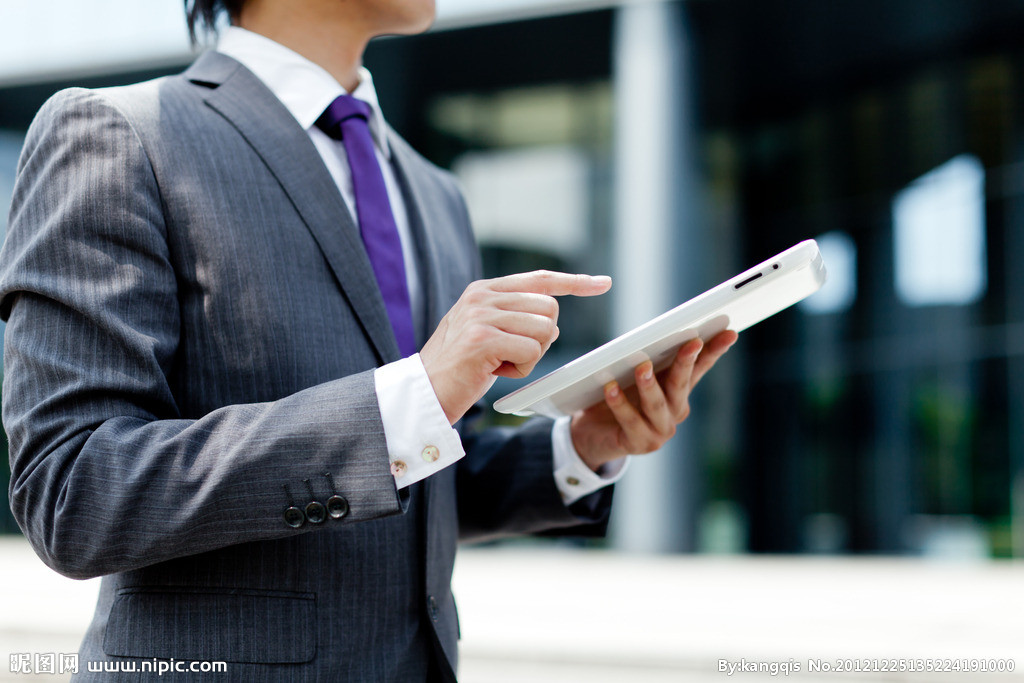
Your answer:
(374, 354), (465, 489)
(551, 416), (629, 505)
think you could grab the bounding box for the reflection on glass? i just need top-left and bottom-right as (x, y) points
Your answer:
(893, 154), (987, 307)
(453, 146), (589, 259)
(801, 230), (856, 314)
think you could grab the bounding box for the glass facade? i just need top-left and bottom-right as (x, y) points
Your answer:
(702, 6), (1024, 555)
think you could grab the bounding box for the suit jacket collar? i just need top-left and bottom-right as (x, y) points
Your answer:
(214, 26), (392, 158)
(184, 51), (401, 363)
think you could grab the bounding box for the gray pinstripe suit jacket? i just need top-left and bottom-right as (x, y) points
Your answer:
(0, 51), (610, 681)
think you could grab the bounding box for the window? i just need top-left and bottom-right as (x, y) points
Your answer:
(893, 155), (987, 307)
(800, 230), (856, 314)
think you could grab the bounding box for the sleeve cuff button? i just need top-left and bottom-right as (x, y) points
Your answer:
(327, 495), (349, 519)
(283, 506), (306, 528)
(421, 445), (440, 463)
(305, 501), (327, 524)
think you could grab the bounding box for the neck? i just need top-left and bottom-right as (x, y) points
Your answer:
(236, 5), (369, 92)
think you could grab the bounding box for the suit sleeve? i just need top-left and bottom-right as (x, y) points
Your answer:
(0, 89), (404, 580)
(456, 413), (613, 543)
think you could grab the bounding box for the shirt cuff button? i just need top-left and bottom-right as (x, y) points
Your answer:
(390, 460), (408, 477)
(565, 476), (580, 486)
(421, 445), (440, 463)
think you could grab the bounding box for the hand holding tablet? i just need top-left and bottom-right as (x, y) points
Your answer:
(567, 328), (739, 468)
(494, 240), (827, 419)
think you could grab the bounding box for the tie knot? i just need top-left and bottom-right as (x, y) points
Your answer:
(316, 95), (372, 139)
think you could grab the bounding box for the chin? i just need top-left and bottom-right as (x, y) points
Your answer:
(388, 0), (436, 35)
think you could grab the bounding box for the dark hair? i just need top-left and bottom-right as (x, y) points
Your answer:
(185, 0), (246, 44)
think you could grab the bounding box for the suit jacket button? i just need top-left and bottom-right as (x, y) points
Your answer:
(326, 495), (349, 519)
(283, 506), (305, 528)
(305, 501), (327, 524)
(427, 595), (439, 622)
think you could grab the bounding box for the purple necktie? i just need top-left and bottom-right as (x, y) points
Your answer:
(316, 95), (416, 358)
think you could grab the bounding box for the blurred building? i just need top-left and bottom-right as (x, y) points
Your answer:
(3, 0), (1024, 557)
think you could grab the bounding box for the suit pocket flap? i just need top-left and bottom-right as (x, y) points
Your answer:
(103, 587), (316, 664)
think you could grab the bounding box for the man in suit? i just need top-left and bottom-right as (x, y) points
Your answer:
(0, 0), (736, 679)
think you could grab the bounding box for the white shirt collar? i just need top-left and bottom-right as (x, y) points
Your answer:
(216, 25), (391, 158)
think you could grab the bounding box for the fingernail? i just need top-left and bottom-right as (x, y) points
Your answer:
(592, 275), (612, 286)
(640, 363), (653, 381)
(605, 381), (620, 398)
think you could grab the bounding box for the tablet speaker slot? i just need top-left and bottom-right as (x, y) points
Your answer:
(734, 272), (764, 290)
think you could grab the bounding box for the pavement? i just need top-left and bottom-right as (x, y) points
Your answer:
(1, 536), (1023, 682)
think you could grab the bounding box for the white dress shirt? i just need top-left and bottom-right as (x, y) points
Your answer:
(217, 26), (626, 503)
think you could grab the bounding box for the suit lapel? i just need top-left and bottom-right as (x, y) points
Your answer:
(185, 52), (401, 363)
(386, 132), (452, 340)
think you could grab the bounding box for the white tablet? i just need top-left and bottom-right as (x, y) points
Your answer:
(493, 239), (827, 418)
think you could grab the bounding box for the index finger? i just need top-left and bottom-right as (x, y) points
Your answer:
(489, 270), (612, 297)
